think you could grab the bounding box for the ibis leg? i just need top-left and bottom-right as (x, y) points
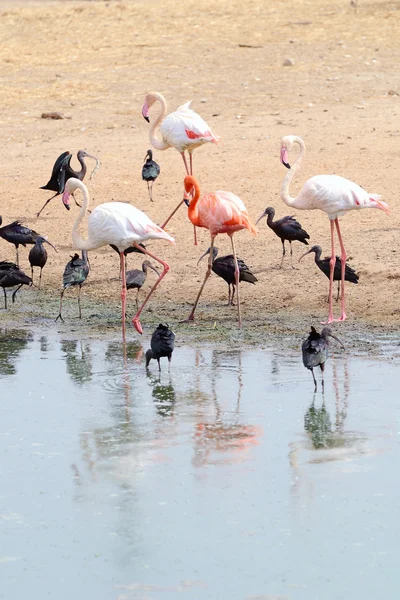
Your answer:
(320, 362), (325, 392)
(336, 280), (340, 302)
(11, 284), (23, 304)
(230, 236), (242, 329)
(78, 285), (82, 319)
(36, 192), (59, 219)
(31, 267), (34, 284)
(311, 368), (317, 392)
(280, 240), (285, 268)
(16, 246), (19, 267)
(185, 237), (215, 322)
(334, 219), (347, 322)
(120, 253), (127, 342)
(39, 268), (42, 291)
(322, 220), (335, 324)
(131, 244), (170, 335)
(55, 289), (65, 322)
(3, 287), (7, 309)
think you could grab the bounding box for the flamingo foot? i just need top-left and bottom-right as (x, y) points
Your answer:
(179, 314), (195, 323)
(132, 317), (143, 335)
(333, 313), (347, 322)
(321, 316), (334, 325)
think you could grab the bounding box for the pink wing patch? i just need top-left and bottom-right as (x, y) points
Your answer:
(185, 129), (214, 140)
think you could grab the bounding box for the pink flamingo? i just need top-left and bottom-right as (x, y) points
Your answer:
(142, 91), (219, 233)
(280, 135), (389, 323)
(62, 178), (175, 339)
(182, 176), (257, 328)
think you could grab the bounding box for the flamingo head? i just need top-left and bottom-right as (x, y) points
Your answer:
(280, 135), (296, 169)
(62, 177), (82, 211)
(183, 175), (198, 206)
(142, 92), (157, 122)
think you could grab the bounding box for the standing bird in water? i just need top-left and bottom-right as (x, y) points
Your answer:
(0, 261), (32, 309)
(55, 251), (90, 322)
(142, 91), (219, 234)
(0, 216), (56, 265)
(126, 260), (159, 308)
(28, 236), (51, 289)
(299, 245), (359, 302)
(302, 326), (345, 391)
(280, 135), (389, 323)
(197, 246), (257, 306)
(38, 149), (100, 218)
(255, 206), (310, 268)
(182, 176), (257, 328)
(62, 178), (175, 339)
(142, 150), (160, 202)
(145, 323), (175, 371)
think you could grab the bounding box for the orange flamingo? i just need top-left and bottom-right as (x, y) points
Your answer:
(183, 176), (257, 328)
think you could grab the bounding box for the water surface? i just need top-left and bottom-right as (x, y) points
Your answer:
(1, 328), (399, 600)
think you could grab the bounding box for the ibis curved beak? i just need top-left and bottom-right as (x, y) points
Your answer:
(328, 331), (345, 350)
(197, 249), (210, 266)
(299, 248), (313, 262)
(149, 263), (159, 275)
(44, 239), (58, 253)
(255, 211), (267, 226)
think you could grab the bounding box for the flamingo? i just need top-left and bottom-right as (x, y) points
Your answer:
(279, 135), (389, 323)
(61, 178), (175, 339)
(142, 91), (219, 236)
(182, 176), (257, 328)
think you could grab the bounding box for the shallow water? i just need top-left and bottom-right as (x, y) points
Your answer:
(1, 328), (399, 600)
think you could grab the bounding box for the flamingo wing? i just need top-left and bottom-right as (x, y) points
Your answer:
(197, 192), (257, 236)
(160, 102), (219, 151)
(299, 175), (388, 217)
(88, 202), (175, 250)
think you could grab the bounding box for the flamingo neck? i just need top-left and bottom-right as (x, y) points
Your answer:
(71, 181), (93, 251)
(187, 178), (201, 225)
(280, 136), (306, 208)
(149, 93), (170, 151)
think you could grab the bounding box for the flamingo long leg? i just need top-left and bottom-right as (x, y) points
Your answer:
(230, 235), (242, 329)
(120, 252), (127, 342)
(322, 220), (336, 324)
(334, 218), (347, 322)
(131, 243), (170, 335)
(185, 236), (215, 321)
(188, 152), (198, 246)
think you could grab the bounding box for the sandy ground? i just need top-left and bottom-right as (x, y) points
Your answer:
(1, 0), (400, 341)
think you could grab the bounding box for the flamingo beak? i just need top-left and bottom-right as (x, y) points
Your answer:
(280, 147), (290, 169)
(62, 189), (71, 210)
(142, 104), (150, 123)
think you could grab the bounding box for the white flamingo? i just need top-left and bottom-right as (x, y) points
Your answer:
(62, 178), (175, 338)
(142, 91), (219, 233)
(280, 135), (389, 323)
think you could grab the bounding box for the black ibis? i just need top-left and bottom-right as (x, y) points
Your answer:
(302, 326), (345, 391)
(299, 245), (359, 301)
(142, 149), (160, 202)
(55, 251), (90, 322)
(0, 217), (57, 265)
(28, 236), (52, 289)
(198, 246), (257, 306)
(126, 260), (159, 308)
(145, 323), (175, 371)
(0, 261), (32, 309)
(38, 150), (100, 218)
(255, 206), (310, 267)
(109, 242), (146, 275)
